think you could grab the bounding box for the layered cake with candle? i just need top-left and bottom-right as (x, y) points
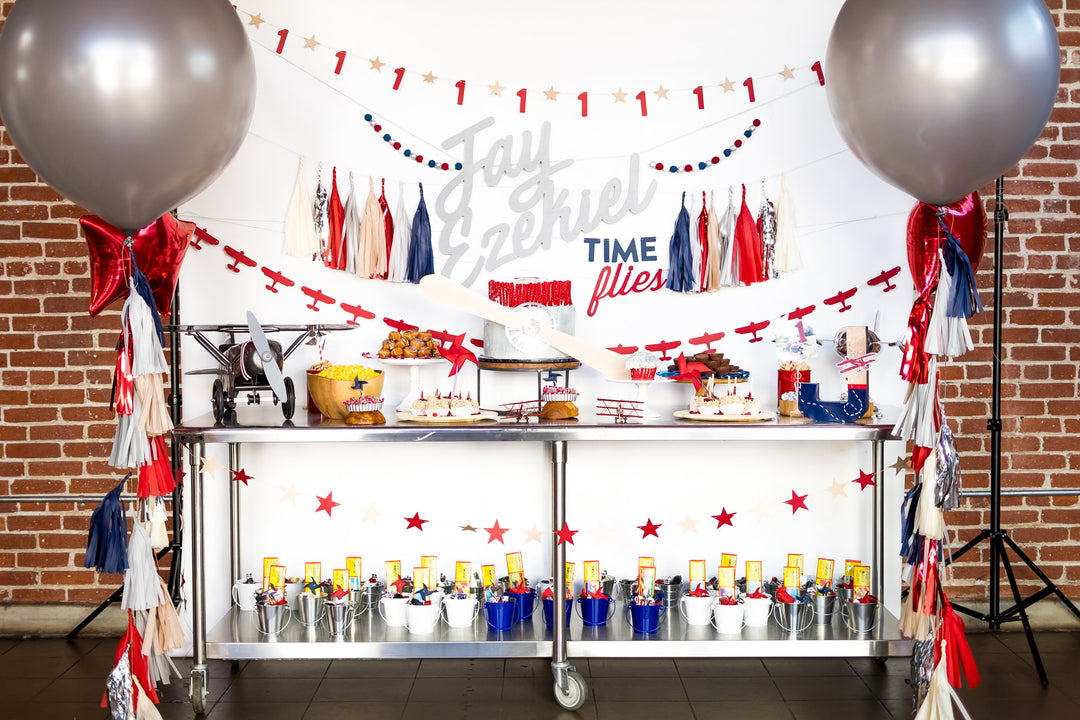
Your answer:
(480, 279), (576, 362)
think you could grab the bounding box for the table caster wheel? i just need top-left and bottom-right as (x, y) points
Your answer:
(553, 669), (587, 710)
(189, 667), (208, 714)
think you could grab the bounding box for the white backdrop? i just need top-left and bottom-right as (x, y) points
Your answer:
(178, 0), (913, 628)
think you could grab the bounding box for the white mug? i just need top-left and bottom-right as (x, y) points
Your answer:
(442, 596), (480, 628)
(405, 602), (441, 634)
(232, 580), (259, 612)
(742, 596), (773, 627)
(679, 594), (713, 626)
(711, 602), (746, 634)
(378, 596), (409, 627)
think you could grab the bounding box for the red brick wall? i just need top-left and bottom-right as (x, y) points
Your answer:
(0, 1), (1077, 606)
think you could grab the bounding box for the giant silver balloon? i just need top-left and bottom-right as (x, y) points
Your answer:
(0, 0), (255, 233)
(825, 0), (1059, 206)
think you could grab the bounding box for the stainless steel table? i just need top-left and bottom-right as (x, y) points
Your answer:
(174, 408), (908, 711)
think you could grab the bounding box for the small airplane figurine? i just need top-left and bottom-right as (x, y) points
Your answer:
(178, 313), (354, 423)
(688, 330), (725, 352)
(734, 320), (770, 343)
(823, 287), (857, 313)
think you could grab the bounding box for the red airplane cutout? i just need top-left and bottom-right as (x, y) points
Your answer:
(429, 329), (466, 348)
(340, 302), (376, 325)
(301, 286), (335, 312)
(867, 266), (902, 293)
(384, 318), (419, 332)
(261, 267), (295, 294)
(191, 226), (221, 250)
(645, 339), (681, 361)
(689, 331), (725, 352)
(470, 338), (484, 349)
(606, 345), (639, 355)
(223, 246), (257, 273)
(823, 287), (857, 313)
(786, 305), (816, 322)
(734, 320), (770, 343)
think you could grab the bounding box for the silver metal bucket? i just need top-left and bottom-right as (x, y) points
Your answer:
(773, 600), (814, 633)
(843, 601), (879, 634)
(601, 577), (615, 598)
(658, 582), (683, 609)
(297, 594), (323, 627)
(471, 584), (486, 606)
(255, 603), (289, 635)
(618, 579), (637, 604)
(812, 594), (837, 625)
(324, 602), (351, 636)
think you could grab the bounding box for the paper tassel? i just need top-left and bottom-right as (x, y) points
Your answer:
(696, 191), (709, 291)
(893, 359), (939, 445)
(665, 192), (695, 292)
(379, 179), (394, 280)
(129, 254), (165, 347)
(136, 436), (174, 498)
(283, 158), (320, 259)
(122, 516), (165, 612)
(914, 640), (974, 720)
(733, 184), (764, 285)
(134, 375), (171, 437)
(388, 182), (411, 282)
(935, 417), (962, 511)
(703, 191), (721, 292)
(774, 174), (802, 272)
(343, 172), (361, 274)
(110, 394), (150, 468)
(916, 449), (944, 540)
(105, 644), (133, 719)
(939, 218), (983, 319)
(313, 163), (328, 263)
(899, 250), (939, 384)
(326, 167), (345, 270)
(925, 249), (974, 358)
(407, 183), (434, 283)
(125, 279), (168, 377)
(114, 344), (134, 416)
(134, 678), (163, 720)
(152, 578), (187, 654)
(357, 177), (385, 278)
(718, 187), (737, 286)
(936, 599), (980, 689)
(148, 499), (168, 550)
(84, 476), (129, 575)
(757, 180), (777, 280)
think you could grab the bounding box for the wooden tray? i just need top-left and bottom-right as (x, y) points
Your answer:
(673, 410), (775, 423)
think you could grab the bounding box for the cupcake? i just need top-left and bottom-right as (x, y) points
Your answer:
(449, 397), (473, 417)
(410, 396), (429, 417)
(625, 350), (660, 380)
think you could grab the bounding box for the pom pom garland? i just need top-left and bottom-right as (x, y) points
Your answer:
(364, 113), (463, 171)
(650, 120), (761, 173)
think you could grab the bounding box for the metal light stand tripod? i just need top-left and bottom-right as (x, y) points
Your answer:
(945, 176), (1080, 686)
(67, 287), (185, 638)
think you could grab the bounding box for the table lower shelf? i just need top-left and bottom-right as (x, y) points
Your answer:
(207, 606), (912, 660)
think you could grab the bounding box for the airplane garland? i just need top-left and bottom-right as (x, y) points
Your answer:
(186, 222), (904, 355)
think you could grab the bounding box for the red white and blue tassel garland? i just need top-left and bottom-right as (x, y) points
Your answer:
(703, 191), (721, 292)
(718, 187), (737, 287)
(387, 181), (411, 282)
(343, 172), (361, 274)
(406, 183), (434, 283)
(379, 179), (394, 280)
(696, 191), (709, 291)
(325, 167), (345, 270)
(84, 476), (129, 575)
(733, 184), (764, 285)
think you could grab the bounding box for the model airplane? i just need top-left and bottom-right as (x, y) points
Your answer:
(179, 312), (354, 423)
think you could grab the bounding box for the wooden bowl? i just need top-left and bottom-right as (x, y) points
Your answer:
(306, 370), (385, 419)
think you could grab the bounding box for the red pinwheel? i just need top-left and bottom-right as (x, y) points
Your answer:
(672, 353), (711, 391)
(81, 213), (193, 317)
(440, 340), (477, 377)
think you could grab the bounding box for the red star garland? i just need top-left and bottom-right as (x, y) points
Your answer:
(316, 492), (341, 517)
(231, 468), (252, 486)
(852, 469), (876, 490)
(711, 508), (736, 529)
(484, 520), (509, 544)
(554, 521), (578, 546)
(637, 518), (662, 538)
(784, 490), (809, 514)
(404, 512), (428, 531)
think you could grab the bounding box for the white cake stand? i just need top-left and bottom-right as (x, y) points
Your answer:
(378, 358), (448, 412)
(609, 378), (668, 419)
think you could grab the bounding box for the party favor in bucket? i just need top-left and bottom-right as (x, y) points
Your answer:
(626, 603), (666, 634)
(577, 595), (616, 626)
(485, 600), (520, 632)
(842, 598), (879, 634)
(443, 596), (480, 628)
(324, 600), (352, 636)
(543, 596), (573, 628)
(508, 587), (538, 621)
(679, 594), (714, 626)
(296, 593), (324, 627)
(742, 594), (772, 628)
(710, 600), (745, 635)
(773, 599), (815, 633)
(378, 596), (409, 627)
(812, 592), (837, 625)
(406, 601), (441, 634)
(255, 602), (290, 635)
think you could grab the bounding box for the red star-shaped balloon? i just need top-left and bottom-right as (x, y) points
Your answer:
(712, 508), (736, 528)
(784, 490), (809, 514)
(637, 518), (662, 538)
(852, 469), (876, 491)
(316, 492), (341, 517)
(554, 521), (578, 546)
(484, 519), (509, 544)
(672, 353), (711, 391)
(81, 213), (193, 317)
(231, 468), (252, 486)
(404, 512), (428, 531)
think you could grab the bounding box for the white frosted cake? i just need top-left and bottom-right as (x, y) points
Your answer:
(480, 279), (576, 362)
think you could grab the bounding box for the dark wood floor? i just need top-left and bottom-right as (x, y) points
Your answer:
(0, 631), (1076, 719)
